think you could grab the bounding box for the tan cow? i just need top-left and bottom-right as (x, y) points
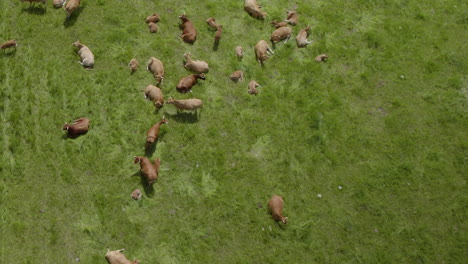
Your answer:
(268, 195), (288, 224)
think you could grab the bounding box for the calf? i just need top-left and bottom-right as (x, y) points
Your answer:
(63, 118), (90, 138)
(105, 249), (140, 264)
(72, 41), (94, 68)
(184, 53), (209, 73)
(143, 84), (164, 109)
(296, 26), (313, 48)
(270, 26), (292, 44)
(64, 0), (80, 20)
(146, 118), (168, 149)
(166, 97), (203, 112)
(214, 25), (223, 44)
(179, 14), (197, 44)
(176, 73), (205, 93)
(230, 70), (244, 82)
(205, 17), (220, 30)
(0, 39), (18, 51)
(131, 189), (142, 200)
(235, 46), (243, 59)
(53, 0), (64, 8)
(284, 10), (298, 25)
(148, 22), (159, 33)
(147, 57), (164, 84)
(248, 80), (260, 95)
(268, 195), (288, 224)
(244, 0), (267, 19)
(145, 13), (160, 23)
(271, 20), (288, 29)
(128, 58), (138, 73)
(134, 156), (160, 185)
(315, 54), (328, 62)
(254, 40), (274, 65)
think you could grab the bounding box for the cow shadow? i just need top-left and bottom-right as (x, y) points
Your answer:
(63, 5), (86, 28)
(1, 50), (17, 57)
(21, 6), (46, 15)
(213, 39), (220, 51)
(62, 131), (88, 139)
(164, 111), (199, 123)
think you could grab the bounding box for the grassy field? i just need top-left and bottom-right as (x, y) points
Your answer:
(0, 0), (466, 263)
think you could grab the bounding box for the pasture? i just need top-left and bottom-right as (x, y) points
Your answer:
(0, 0), (466, 263)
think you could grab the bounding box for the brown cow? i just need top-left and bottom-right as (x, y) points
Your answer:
(145, 13), (160, 23)
(244, 0), (267, 19)
(268, 195), (288, 224)
(166, 97), (203, 112)
(248, 80), (260, 95)
(205, 17), (220, 30)
(230, 70), (244, 82)
(284, 10), (298, 25)
(64, 0), (80, 20)
(128, 59), (138, 73)
(146, 118), (168, 149)
(296, 26), (313, 48)
(270, 26), (292, 44)
(271, 20), (288, 29)
(176, 73), (205, 93)
(63, 118), (90, 138)
(147, 57), (164, 84)
(179, 14), (197, 44)
(0, 40), (18, 51)
(254, 40), (274, 65)
(105, 249), (140, 264)
(148, 22), (159, 33)
(134, 156), (160, 185)
(144, 84), (164, 109)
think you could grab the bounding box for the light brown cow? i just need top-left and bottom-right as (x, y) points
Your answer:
(128, 59), (138, 73)
(64, 0), (80, 20)
(205, 17), (220, 30)
(271, 20), (288, 29)
(166, 97), (203, 112)
(72, 41), (94, 68)
(0, 39), (18, 51)
(148, 22), (159, 33)
(105, 249), (140, 264)
(235, 46), (243, 59)
(248, 80), (260, 95)
(146, 118), (168, 149)
(63, 118), (90, 138)
(230, 70), (244, 82)
(244, 0), (267, 19)
(134, 156), (160, 185)
(144, 84), (164, 109)
(254, 40), (274, 65)
(268, 195), (288, 224)
(176, 73), (206, 93)
(270, 26), (292, 44)
(284, 10), (298, 25)
(184, 53), (209, 73)
(147, 57), (164, 84)
(315, 54), (328, 62)
(131, 189), (142, 200)
(53, 0), (64, 8)
(179, 14), (197, 44)
(296, 26), (313, 48)
(145, 13), (160, 23)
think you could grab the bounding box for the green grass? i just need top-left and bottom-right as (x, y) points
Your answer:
(1, 0), (466, 263)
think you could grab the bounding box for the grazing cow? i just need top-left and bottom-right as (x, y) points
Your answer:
(128, 59), (138, 73)
(179, 14), (197, 44)
(268, 195), (288, 224)
(72, 41), (94, 69)
(254, 40), (274, 65)
(143, 84), (164, 110)
(134, 156), (160, 185)
(248, 80), (260, 95)
(184, 53), (209, 73)
(315, 54), (328, 62)
(131, 189), (142, 200)
(284, 10), (298, 25)
(145, 13), (160, 23)
(63, 118), (90, 138)
(105, 249), (140, 264)
(270, 26), (292, 44)
(166, 97), (203, 112)
(296, 26), (313, 48)
(270, 20), (288, 29)
(0, 39), (18, 51)
(64, 0), (80, 20)
(205, 17), (220, 30)
(230, 70), (244, 82)
(147, 57), (164, 84)
(235, 46), (243, 59)
(146, 118), (168, 149)
(244, 0), (267, 19)
(53, 0), (64, 8)
(176, 73), (205, 93)
(214, 25), (223, 43)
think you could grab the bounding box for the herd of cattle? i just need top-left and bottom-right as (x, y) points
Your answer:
(1, 0), (330, 262)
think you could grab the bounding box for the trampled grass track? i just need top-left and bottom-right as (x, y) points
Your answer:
(0, 0), (466, 263)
